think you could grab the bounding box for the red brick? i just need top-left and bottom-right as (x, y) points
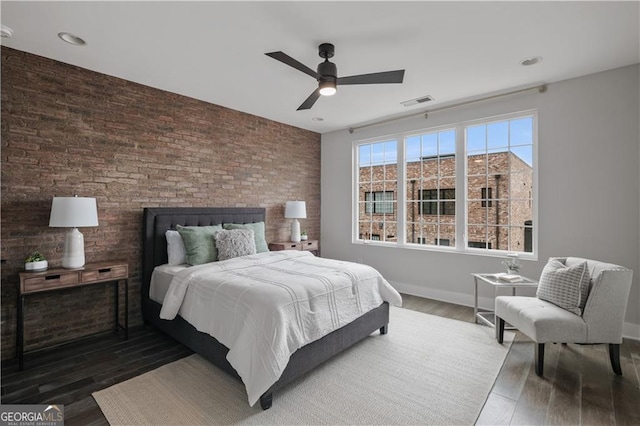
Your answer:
(0, 47), (320, 359)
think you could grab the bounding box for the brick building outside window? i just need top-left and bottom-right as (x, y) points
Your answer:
(358, 151), (533, 252)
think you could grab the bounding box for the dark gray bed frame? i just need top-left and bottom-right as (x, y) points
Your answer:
(142, 207), (389, 410)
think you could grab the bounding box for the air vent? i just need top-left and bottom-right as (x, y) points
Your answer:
(401, 95), (434, 107)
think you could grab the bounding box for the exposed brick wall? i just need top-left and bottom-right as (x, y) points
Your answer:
(0, 47), (321, 359)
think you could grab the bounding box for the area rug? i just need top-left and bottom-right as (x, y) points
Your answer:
(93, 307), (512, 425)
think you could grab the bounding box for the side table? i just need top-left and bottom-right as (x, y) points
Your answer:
(17, 261), (129, 370)
(471, 273), (538, 329)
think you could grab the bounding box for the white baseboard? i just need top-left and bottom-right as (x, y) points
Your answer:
(622, 323), (640, 341)
(391, 279), (495, 312)
(390, 279), (640, 342)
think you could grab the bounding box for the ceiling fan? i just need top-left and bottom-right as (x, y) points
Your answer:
(265, 43), (405, 111)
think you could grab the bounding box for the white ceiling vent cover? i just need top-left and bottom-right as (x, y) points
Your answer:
(401, 95), (434, 107)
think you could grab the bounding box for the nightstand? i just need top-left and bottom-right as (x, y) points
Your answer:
(269, 240), (319, 256)
(17, 261), (129, 370)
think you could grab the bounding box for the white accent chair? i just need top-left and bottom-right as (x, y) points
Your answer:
(495, 257), (633, 377)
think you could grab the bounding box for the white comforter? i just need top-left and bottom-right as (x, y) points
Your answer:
(159, 250), (402, 406)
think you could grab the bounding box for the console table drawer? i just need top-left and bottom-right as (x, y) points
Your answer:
(81, 265), (128, 283)
(22, 273), (79, 292)
(269, 240), (319, 256)
(300, 240), (318, 251)
(274, 242), (303, 250)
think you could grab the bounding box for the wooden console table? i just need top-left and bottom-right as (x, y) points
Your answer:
(17, 261), (129, 370)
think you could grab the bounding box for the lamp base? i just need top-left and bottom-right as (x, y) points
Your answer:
(290, 219), (301, 243)
(62, 228), (86, 269)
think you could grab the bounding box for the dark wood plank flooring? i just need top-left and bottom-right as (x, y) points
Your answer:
(1, 326), (193, 425)
(2, 294), (639, 425)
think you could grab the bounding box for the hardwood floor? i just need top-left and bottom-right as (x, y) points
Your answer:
(1, 326), (193, 425)
(402, 294), (640, 426)
(2, 294), (639, 425)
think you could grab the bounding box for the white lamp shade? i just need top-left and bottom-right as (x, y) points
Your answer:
(284, 201), (306, 219)
(49, 197), (99, 228)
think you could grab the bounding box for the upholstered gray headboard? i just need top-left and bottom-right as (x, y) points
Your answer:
(141, 207), (266, 302)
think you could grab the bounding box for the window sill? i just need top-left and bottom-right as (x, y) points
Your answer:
(352, 239), (538, 261)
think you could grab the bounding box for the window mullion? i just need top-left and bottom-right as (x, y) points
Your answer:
(397, 137), (406, 246)
(456, 124), (466, 251)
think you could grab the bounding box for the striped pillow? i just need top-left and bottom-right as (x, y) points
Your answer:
(536, 258), (591, 315)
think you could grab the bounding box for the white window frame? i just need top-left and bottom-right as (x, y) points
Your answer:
(352, 110), (538, 259)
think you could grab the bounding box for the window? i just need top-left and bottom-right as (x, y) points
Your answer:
(365, 191), (394, 214)
(481, 187), (492, 208)
(406, 129), (456, 247)
(466, 116), (534, 253)
(353, 111), (536, 256)
(468, 241), (491, 249)
(357, 140), (398, 242)
(420, 189), (455, 215)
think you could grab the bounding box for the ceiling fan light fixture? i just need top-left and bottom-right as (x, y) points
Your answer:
(319, 81), (336, 96)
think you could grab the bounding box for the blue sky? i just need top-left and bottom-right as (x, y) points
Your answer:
(359, 116), (533, 167)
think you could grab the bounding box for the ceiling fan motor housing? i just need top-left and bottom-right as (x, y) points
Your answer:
(317, 60), (337, 83)
(318, 43), (337, 83)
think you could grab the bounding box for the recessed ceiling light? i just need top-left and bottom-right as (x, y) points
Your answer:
(58, 32), (86, 46)
(1, 25), (14, 38)
(521, 56), (542, 66)
(312, 117), (324, 121)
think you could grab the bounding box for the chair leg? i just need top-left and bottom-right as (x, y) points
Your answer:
(608, 344), (622, 375)
(496, 317), (505, 344)
(535, 343), (545, 377)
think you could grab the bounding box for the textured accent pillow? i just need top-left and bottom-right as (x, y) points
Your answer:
(214, 229), (257, 261)
(223, 222), (268, 253)
(176, 224), (223, 265)
(165, 230), (187, 265)
(536, 258), (591, 315)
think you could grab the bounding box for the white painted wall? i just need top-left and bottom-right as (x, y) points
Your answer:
(321, 64), (640, 338)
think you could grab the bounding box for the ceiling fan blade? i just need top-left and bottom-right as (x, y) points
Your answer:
(337, 70), (405, 85)
(265, 51), (321, 80)
(297, 88), (321, 111)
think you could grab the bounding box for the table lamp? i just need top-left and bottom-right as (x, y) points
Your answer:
(49, 196), (99, 268)
(285, 201), (306, 243)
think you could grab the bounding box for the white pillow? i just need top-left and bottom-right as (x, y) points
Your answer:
(214, 229), (257, 261)
(165, 230), (187, 265)
(536, 257), (591, 315)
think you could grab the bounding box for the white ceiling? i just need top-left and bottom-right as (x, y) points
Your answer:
(1, 1), (638, 134)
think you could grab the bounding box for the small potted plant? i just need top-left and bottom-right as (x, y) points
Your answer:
(300, 230), (308, 241)
(25, 251), (48, 272)
(501, 254), (521, 275)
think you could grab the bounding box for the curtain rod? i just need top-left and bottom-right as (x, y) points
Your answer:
(347, 84), (548, 134)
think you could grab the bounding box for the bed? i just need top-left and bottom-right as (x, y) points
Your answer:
(142, 207), (399, 410)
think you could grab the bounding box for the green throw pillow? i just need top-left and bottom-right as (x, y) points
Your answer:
(176, 224), (223, 265)
(223, 222), (268, 253)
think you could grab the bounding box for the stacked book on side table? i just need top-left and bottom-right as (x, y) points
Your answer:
(489, 273), (524, 283)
